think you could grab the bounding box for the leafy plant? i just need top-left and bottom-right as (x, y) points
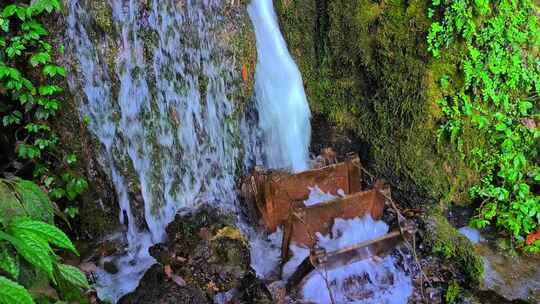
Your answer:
(445, 280), (460, 304)
(0, 178), (89, 304)
(0, 0), (87, 217)
(428, 0), (540, 251)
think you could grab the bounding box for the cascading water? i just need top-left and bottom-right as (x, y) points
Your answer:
(247, 0), (312, 173)
(246, 2), (413, 302)
(67, 0), (411, 301)
(67, 0), (241, 301)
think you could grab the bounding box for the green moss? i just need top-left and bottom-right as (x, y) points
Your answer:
(275, 0), (481, 206)
(424, 210), (484, 284)
(445, 280), (460, 304)
(228, 3), (257, 105)
(88, 0), (113, 34)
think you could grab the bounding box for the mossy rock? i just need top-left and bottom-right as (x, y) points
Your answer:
(87, 0), (114, 35)
(157, 209), (250, 296)
(275, 0), (482, 207)
(424, 210), (484, 285)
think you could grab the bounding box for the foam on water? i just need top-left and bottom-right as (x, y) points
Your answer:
(458, 226), (484, 244)
(249, 227), (284, 278)
(290, 216), (413, 303)
(304, 186), (344, 207)
(247, 0), (312, 173)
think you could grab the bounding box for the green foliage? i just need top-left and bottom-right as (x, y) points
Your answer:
(0, 178), (53, 225)
(428, 0), (540, 251)
(0, 0), (87, 220)
(0, 178), (88, 303)
(0, 276), (34, 304)
(445, 280), (460, 303)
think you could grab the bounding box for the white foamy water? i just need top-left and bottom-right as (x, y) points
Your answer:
(249, 227), (284, 278)
(290, 216), (413, 304)
(67, 1), (241, 301)
(304, 186), (345, 207)
(459, 226), (484, 244)
(247, 0), (312, 173)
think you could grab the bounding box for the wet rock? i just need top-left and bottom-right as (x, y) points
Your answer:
(118, 264), (208, 304)
(476, 242), (540, 303)
(122, 208), (273, 303)
(423, 211), (484, 284)
(235, 273), (273, 304)
(103, 261), (119, 274)
(163, 209), (251, 297)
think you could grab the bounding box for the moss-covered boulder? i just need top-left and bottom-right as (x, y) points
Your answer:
(124, 208), (272, 303)
(424, 210), (484, 285)
(275, 0), (479, 207)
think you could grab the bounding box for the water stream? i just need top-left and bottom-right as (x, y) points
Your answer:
(248, 0), (311, 172)
(68, 0), (411, 302)
(67, 0), (241, 301)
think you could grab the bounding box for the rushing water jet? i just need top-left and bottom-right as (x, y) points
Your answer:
(248, 0), (312, 173)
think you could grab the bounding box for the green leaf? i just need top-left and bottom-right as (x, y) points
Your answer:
(10, 218), (78, 255)
(38, 85), (62, 96)
(495, 122), (507, 131)
(15, 7), (26, 21)
(17, 144), (41, 160)
(515, 183), (530, 199)
(0, 276), (35, 304)
(2, 111), (23, 127)
(30, 0), (61, 14)
(0, 230), (54, 281)
(518, 101), (533, 116)
(55, 264), (89, 289)
(0, 181), (25, 226)
(29, 52), (51, 67)
(0, 244), (19, 280)
(42, 65), (65, 78)
(10, 178), (54, 224)
(21, 20), (48, 36)
(0, 17), (9, 32)
(65, 178), (88, 201)
(1, 5), (17, 18)
(66, 154), (77, 165)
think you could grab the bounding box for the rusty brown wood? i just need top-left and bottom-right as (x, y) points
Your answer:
(312, 230), (403, 270)
(281, 188), (387, 252)
(285, 230), (405, 291)
(240, 154), (363, 232)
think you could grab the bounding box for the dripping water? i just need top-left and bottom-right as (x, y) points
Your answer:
(67, 0), (241, 301)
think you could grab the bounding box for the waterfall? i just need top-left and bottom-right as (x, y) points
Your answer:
(67, 0), (241, 301)
(248, 0), (312, 173)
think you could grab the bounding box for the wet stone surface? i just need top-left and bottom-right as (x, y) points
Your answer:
(476, 241), (540, 303)
(119, 208), (273, 303)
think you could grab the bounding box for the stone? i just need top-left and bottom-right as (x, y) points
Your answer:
(118, 264), (208, 304)
(122, 208), (273, 303)
(476, 242), (540, 303)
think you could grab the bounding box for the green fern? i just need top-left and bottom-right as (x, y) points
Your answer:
(428, 0), (540, 252)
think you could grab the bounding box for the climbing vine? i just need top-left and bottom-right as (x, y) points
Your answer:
(0, 0), (87, 217)
(428, 0), (540, 251)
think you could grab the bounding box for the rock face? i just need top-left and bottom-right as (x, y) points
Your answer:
(119, 208), (272, 303)
(58, 0), (258, 239)
(274, 0), (480, 207)
(477, 242), (540, 303)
